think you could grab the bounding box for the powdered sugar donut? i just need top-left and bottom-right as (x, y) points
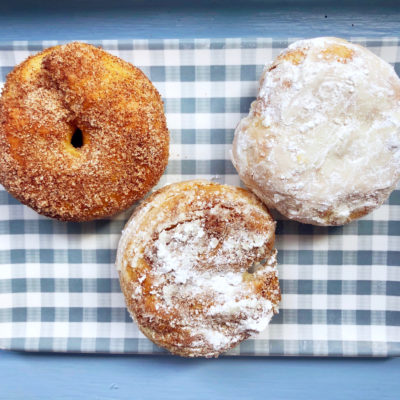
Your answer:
(232, 37), (400, 225)
(116, 180), (280, 358)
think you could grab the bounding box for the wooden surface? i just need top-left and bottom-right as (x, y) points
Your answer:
(1, 1), (400, 399)
(1, 352), (400, 400)
(0, 1), (400, 40)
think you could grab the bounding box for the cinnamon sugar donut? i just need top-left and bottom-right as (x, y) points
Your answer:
(116, 180), (280, 358)
(232, 37), (400, 226)
(0, 42), (169, 221)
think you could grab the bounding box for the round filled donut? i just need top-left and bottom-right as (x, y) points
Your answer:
(232, 37), (400, 226)
(116, 180), (280, 358)
(0, 42), (169, 221)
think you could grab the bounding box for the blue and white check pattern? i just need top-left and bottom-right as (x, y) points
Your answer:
(0, 38), (399, 356)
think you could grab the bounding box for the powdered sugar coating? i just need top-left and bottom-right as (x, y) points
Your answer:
(116, 180), (280, 358)
(232, 37), (400, 225)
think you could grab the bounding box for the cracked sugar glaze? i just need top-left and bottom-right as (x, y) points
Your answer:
(232, 37), (400, 225)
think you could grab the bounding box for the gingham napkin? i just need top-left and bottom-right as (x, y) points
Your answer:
(0, 38), (399, 356)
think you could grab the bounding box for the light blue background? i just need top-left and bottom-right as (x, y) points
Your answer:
(1, 0), (400, 40)
(1, 352), (400, 400)
(1, 1), (400, 398)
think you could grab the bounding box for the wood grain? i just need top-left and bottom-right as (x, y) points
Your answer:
(0, 1), (399, 40)
(0, 351), (399, 400)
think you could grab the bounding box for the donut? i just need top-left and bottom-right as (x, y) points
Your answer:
(232, 37), (400, 226)
(0, 42), (169, 221)
(116, 180), (280, 358)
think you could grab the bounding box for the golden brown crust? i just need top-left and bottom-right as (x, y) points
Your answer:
(0, 42), (169, 221)
(116, 180), (280, 358)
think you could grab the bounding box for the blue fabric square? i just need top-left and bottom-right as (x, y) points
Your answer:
(68, 250), (82, 264)
(298, 309), (312, 324)
(210, 65), (225, 81)
(69, 279), (83, 293)
(327, 280), (342, 295)
(357, 251), (372, 265)
(181, 160), (196, 175)
(356, 310), (371, 325)
(67, 223), (81, 234)
(240, 97), (252, 113)
(209, 159), (226, 175)
(69, 308), (83, 322)
(386, 311), (400, 326)
(41, 308), (55, 322)
(298, 224), (314, 235)
(40, 278), (55, 293)
(180, 66), (195, 81)
(328, 251), (343, 265)
(387, 252), (400, 266)
(67, 338), (82, 351)
(0, 191), (19, 205)
(96, 338), (111, 350)
(12, 308), (27, 322)
(395, 63), (400, 78)
(389, 190), (400, 205)
(0, 66), (12, 81)
(97, 308), (112, 323)
(357, 220), (373, 235)
(298, 250), (313, 265)
(9, 220), (24, 234)
(387, 281), (400, 296)
(38, 220), (53, 234)
(327, 310), (342, 325)
(150, 66), (165, 81)
(181, 98), (195, 113)
(298, 280), (313, 294)
(327, 341), (343, 355)
(277, 221), (298, 235)
(239, 340), (255, 354)
(11, 279), (26, 293)
(40, 249), (53, 263)
(181, 129), (196, 144)
(38, 337), (54, 350)
(97, 279), (112, 293)
(10, 249), (25, 264)
(240, 65), (256, 80)
(96, 249), (113, 263)
(210, 97), (225, 113)
(389, 221), (400, 235)
(210, 129), (230, 144)
(356, 281), (371, 295)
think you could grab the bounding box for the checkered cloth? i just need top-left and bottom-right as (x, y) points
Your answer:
(0, 38), (399, 356)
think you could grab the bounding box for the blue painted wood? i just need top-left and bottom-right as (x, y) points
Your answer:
(0, 351), (399, 400)
(0, 1), (399, 40)
(1, 2), (400, 399)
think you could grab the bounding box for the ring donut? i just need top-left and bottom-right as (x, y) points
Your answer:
(0, 42), (169, 221)
(116, 180), (280, 358)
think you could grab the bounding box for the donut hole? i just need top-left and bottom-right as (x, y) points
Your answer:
(71, 128), (84, 148)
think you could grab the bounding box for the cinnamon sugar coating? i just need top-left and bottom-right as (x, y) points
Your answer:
(116, 180), (280, 358)
(0, 42), (169, 221)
